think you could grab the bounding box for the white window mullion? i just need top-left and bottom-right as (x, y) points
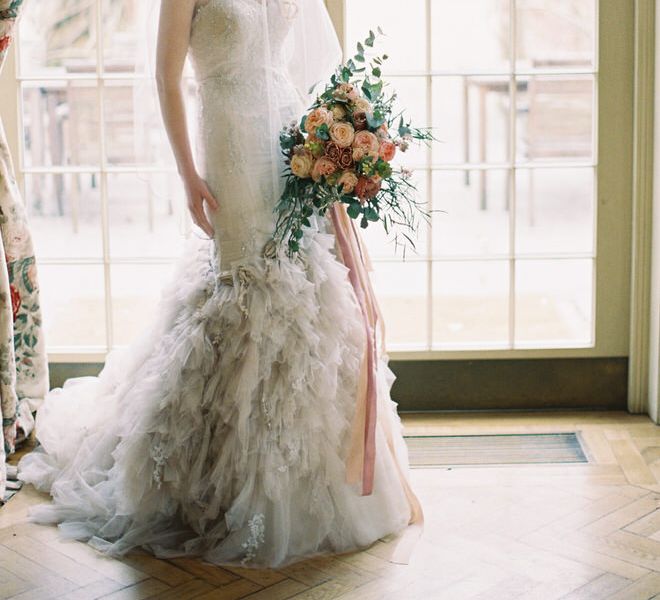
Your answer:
(425, 0), (433, 351)
(95, 0), (114, 351)
(508, 0), (517, 349)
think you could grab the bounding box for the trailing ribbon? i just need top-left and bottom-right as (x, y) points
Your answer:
(330, 203), (378, 496)
(329, 202), (424, 563)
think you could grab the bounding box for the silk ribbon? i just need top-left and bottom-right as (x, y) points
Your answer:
(329, 202), (424, 564)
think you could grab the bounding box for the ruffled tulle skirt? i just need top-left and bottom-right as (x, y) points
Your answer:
(17, 226), (416, 568)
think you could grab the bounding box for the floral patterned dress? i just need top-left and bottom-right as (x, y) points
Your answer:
(0, 0), (48, 501)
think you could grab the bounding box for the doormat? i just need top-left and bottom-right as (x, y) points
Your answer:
(403, 432), (588, 467)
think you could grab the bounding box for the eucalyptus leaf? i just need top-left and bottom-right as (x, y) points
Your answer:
(347, 203), (362, 219)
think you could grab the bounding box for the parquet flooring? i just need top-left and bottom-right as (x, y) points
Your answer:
(2, 410), (660, 599)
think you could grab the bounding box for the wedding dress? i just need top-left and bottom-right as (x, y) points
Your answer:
(17, 0), (423, 568)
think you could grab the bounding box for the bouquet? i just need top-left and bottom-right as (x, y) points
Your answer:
(274, 29), (434, 256)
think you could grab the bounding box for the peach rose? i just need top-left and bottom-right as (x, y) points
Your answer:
(290, 148), (314, 178)
(305, 106), (333, 134)
(329, 121), (355, 148)
(352, 130), (380, 158)
(353, 97), (372, 112)
(379, 139), (397, 162)
(352, 147), (365, 162)
(330, 104), (347, 120)
(332, 82), (359, 102)
(311, 156), (338, 182)
(376, 124), (389, 139)
(338, 170), (359, 194)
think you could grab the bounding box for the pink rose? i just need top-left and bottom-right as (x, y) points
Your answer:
(376, 124), (389, 139)
(333, 82), (359, 102)
(329, 121), (355, 148)
(353, 97), (372, 112)
(355, 175), (382, 203)
(338, 170), (359, 194)
(305, 107), (333, 134)
(311, 156), (338, 182)
(352, 130), (380, 159)
(379, 139), (397, 162)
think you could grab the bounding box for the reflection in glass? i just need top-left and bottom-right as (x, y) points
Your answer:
(23, 172), (102, 259)
(516, 0), (596, 71)
(18, 1), (97, 76)
(515, 167), (595, 255)
(107, 173), (188, 259)
(370, 261), (427, 349)
(103, 0), (139, 73)
(111, 264), (176, 346)
(515, 258), (593, 345)
(433, 260), (509, 347)
(517, 75), (594, 163)
(344, 0), (427, 73)
(22, 81), (101, 168)
(432, 76), (510, 166)
(38, 264), (106, 348)
(432, 0), (509, 72)
(432, 169), (509, 257)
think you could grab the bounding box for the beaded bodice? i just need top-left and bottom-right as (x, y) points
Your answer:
(187, 0), (305, 271)
(189, 0), (297, 88)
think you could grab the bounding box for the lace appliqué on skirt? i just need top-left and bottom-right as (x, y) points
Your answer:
(240, 512), (266, 565)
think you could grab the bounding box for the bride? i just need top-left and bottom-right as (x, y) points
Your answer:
(17, 0), (424, 568)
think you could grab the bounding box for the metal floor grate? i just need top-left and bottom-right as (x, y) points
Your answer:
(404, 432), (588, 467)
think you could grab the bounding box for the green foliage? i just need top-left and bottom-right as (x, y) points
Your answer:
(274, 29), (438, 259)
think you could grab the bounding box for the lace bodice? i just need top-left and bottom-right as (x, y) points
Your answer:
(189, 0), (297, 85)
(187, 0), (305, 270)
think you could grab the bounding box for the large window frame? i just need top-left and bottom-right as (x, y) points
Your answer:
(328, 0), (633, 362)
(0, 0), (634, 363)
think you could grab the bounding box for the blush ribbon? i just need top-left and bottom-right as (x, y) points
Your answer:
(329, 202), (424, 564)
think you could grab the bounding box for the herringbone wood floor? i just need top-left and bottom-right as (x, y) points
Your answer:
(2, 410), (660, 600)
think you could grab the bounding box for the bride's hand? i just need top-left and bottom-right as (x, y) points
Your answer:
(183, 173), (219, 237)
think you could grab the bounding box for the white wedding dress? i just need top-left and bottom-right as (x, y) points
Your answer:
(17, 0), (421, 568)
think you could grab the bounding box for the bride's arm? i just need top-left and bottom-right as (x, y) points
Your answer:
(156, 0), (218, 237)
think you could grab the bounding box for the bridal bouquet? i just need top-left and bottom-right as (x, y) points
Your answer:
(274, 29), (434, 256)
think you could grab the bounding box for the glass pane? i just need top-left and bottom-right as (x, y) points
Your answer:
(388, 76), (429, 168)
(104, 80), (141, 165)
(432, 169), (509, 257)
(433, 260), (509, 347)
(515, 258), (593, 345)
(371, 260), (427, 349)
(345, 0), (427, 73)
(515, 167), (594, 254)
(103, 0), (140, 73)
(431, 0), (510, 72)
(360, 170), (429, 260)
(39, 264), (106, 348)
(516, 0), (596, 71)
(22, 81), (101, 168)
(103, 79), (199, 167)
(107, 172), (187, 259)
(111, 263), (176, 346)
(18, 2), (97, 76)
(24, 172), (102, 259)
(516, 75), (594, 162)
(432, 76), (510, 165)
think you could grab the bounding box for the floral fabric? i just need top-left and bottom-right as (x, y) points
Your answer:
(0, 0), (48, 500)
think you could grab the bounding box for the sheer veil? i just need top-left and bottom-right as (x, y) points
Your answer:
(131, 0), (342, 212)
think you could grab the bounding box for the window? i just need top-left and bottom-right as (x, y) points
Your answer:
(15, 1), (198, 355)
(341, 0), (598, 351)
(7, 1), (631, 360)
